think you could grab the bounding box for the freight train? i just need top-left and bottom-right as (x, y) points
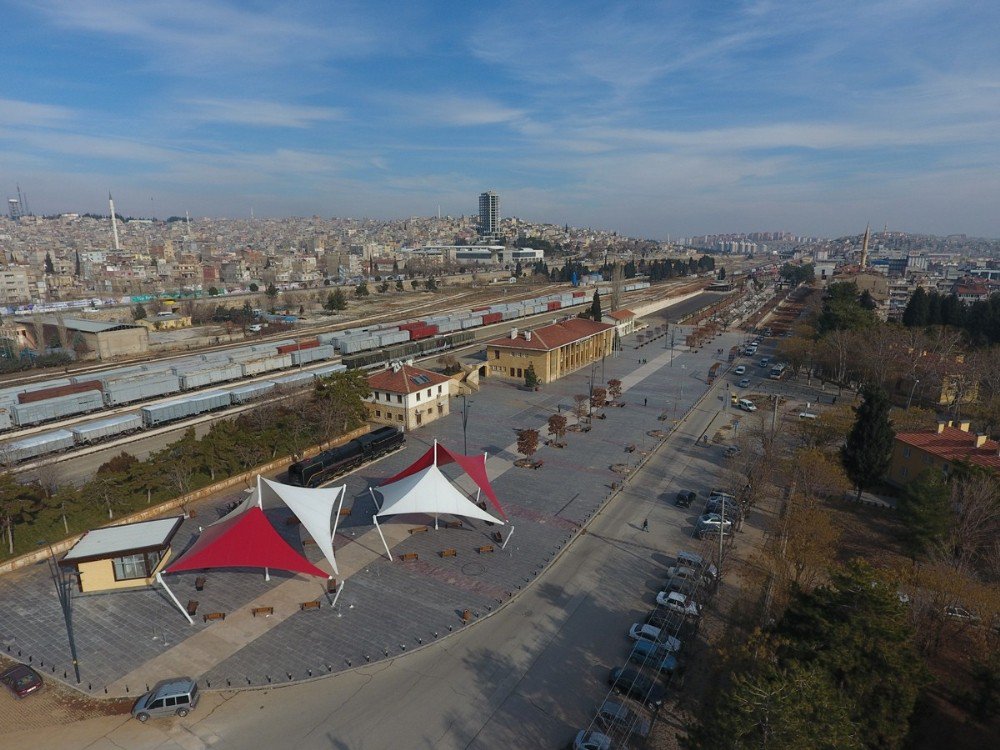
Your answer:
(287, 426), (405, 487)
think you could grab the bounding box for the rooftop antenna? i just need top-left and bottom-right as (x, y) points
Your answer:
(109, 192), (121, 251)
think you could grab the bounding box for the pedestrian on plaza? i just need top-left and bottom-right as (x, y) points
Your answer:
(644, 397), (648, 406)
(642, 518), (649, 532)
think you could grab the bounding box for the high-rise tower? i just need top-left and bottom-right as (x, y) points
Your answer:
(478, 190), (499, 240)
(109, 192), (121, 251)
(860, 223), (870, 270)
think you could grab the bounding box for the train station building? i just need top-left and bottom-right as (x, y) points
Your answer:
(14, 316), (149, 360)
(485, 318), (615, 384)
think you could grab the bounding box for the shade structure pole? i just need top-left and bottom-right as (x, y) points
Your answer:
(157, 573), (193, 625)
(501, 525), (515, 550)
(434, 513), (438, 530)
(373, 515), (393, 560)
(256, 474), (263, 508)
(331, 580), (344, 610)
(327, 486), (344, 576)
(433, 439), (438, 466)
(265, 567), (270, 582)
(369, 487), (381, 511)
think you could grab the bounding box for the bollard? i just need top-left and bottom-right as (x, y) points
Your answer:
(205, 680), (210, 688)
(365, 655), (371, 662)
(227, 679), (231, 687)
(286, 672), (292, 680)
(418, 638), (423, 644)
(308, 669), (312, 677)
(267, 675), (271, 683)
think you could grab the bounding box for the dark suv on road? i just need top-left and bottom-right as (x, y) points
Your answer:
(675, 490), (696, 507)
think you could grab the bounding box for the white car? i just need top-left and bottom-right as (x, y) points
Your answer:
(628, 623), (683, 653)
(664, 565), (700, 582)
(697, 513), (733, 535)
(655, 590), (702, 617)
(734, 365), (746, 375)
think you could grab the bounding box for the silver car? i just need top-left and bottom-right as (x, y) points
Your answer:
(131, 678), (199, 722)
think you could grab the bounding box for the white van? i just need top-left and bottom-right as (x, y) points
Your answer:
(738, 399), (757, 412)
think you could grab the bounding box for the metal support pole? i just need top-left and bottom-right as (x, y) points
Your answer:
(501, 525), (515, 550)
(157, 572), (194, 626)
(42, 542), (82, 681)
(906, 379), (920, 410)
(330, 579), (344, 610)
(373, 515), (393, 560)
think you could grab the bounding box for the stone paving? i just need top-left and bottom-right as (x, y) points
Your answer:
(0, 305), (733, 698)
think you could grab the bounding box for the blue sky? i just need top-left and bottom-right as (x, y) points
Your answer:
(1, 0), (998, 238)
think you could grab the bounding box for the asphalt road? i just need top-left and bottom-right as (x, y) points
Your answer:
(11, 328), (747, 750)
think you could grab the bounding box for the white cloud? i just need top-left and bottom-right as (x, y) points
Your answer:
(0, 98), (74, 127)
(382, 93), (526, 127)
(183, 99), (344, 129)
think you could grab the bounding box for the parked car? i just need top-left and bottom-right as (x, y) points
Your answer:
(655, 590), (702, 617)
(131, 677), (200, 722)
(595, 700), (652, 738)
(738, 398), (757, 412)
(705, 495), (740, 517)
(675, 489), (696, 507)
(696, 513), (733, 538)
(628, 623), (682, 652)
(629, 640), (681, 676)
(573, 730), (612, 750)
(676, 551), (719, 582)
(608, 666), (666, 708)
(664, 565), (701, 584)
(0, 664), (43, 698)
(725, 445), (741, 457)
(738, 378), (751, 388)
(759, 357), (770, 367)
(945, 605), (981, 623)
(734, 365), (746, 375)
(645, 607), (687, 631)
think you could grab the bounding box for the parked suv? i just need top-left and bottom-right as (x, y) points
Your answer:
(131, 678), (199, 722)
(675, 489), (696, 508)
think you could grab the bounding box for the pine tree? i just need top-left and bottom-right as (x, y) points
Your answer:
(841, 385), (895, 501)
(902, 287), (929, 327)
(74, 250), (81, 276)
(524, 363), (539, 389)
(591, 290), (603, 321)
(898, 470), (952, 556)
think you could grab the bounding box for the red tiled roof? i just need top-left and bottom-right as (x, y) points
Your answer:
(896, 427), (1000, 472)
(607, 309), (636, 321)
(367, 364), (451, 394)
(486, 317), (614, 352)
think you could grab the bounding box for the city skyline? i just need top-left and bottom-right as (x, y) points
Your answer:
(1, 1), (999, 239)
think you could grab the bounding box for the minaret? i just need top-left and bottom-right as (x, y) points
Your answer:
(860, 223), (870, 271)
(109, 192), (121, 251)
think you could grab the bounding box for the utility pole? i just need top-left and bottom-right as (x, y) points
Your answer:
(461, 394), (472, 455)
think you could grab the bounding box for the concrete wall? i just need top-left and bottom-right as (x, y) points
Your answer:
(94, 326), (149, 360)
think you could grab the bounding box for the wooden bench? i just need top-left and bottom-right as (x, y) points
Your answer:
(300, 600), (321, 611)
(186, 600), (199, 616)
(478, 545), (495, 554)
(339, 507), (353, 517)
(252, 606), (274, 618)
(440, 548), (458, 558)
(203, 612), (225, 623)
(533, 460), (544, 469)
(408, 526), (428, 535)
(302, 537), (316, 545)
(445, 521), (463, 529)
(285, 516), (300, 526)
(400, 552), (419, 561)
(195, 576), (206, 591)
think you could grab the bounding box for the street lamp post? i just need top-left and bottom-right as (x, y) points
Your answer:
(39, 541), (81, 684)
(461, 394), (473, 455)
(906, 379), (920, 410)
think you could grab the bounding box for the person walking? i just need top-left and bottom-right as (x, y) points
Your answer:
(644, 397), (648, 407)
(642, 518), (649, 532)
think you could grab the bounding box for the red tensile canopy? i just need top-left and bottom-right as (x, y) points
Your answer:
(165, 506), (328, 578)
(381, 441), (506, 520)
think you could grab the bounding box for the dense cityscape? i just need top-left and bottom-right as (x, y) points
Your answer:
(1, 3), (998, 750)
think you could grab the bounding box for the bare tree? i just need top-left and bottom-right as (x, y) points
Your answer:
(516, 429), (539, 460)
(547, 414), (567, 447)
(573, 394), (590, 423)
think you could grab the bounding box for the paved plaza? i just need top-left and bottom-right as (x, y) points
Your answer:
(0, 308), (735, 699)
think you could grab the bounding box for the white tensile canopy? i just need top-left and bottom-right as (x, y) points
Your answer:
(256, 476), (346, 575)
(371, 464), (503, 560)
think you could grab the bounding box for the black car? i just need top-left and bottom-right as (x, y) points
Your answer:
(608, 667), (666, 708)
(675, 490), (696, 508)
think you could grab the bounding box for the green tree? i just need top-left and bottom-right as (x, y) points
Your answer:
(591, 290), (603, 321)
(411, 279), (419, 290)
(265, 283), (279, 307)
(524, 363), (540, 389)
(841, 385), (895, 501)
(686, 656), (862, 750)
(395, 279), (404, 292)
(902, 287), (929, 327)
(354, 282), (369, 298)
(324, 288), (348, 311)
(425, 277), (438, 291)
(249, 282), (259, 292)
(208, 286), (220, 296)
(313, 371), (371, 433)
(133, 303), (147, 320)
(378, 281), (390, 293)
(774, 560), (925, 750)
(898, 469), (952, 556)
(818, 282), (876, 334)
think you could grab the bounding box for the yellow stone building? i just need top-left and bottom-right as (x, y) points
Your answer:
(485, 318), (615, 384)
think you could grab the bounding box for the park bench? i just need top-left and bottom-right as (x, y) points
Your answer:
(400, 552), (419, 561)
(285, 516), (300, 526)
(533, 460), (544, 469)
(339, 507), (353, 517)
(478, 545), (495, 554)
(186, 600), (198, 616)
(252, 606), (274, 618)
(445, 521), (463, 529)
(203, 612), (225, 623)
(440, 548), (458, 558)
(408, 526), (428, 535)
(195, 576), (206, 591)
(300, 600), (321, 611)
